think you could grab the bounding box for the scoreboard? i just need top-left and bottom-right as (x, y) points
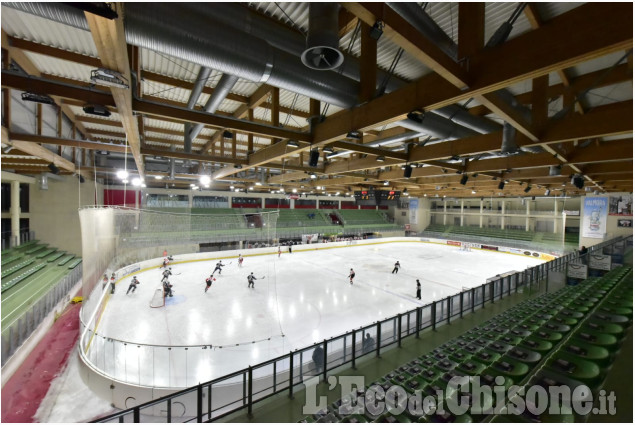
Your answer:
(354, 190), (401, 206)
(354, 190), (376, 206)
(377, 190), (401, 205)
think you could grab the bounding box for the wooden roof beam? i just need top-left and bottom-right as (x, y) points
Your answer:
(85, 4), (145, 179)
(343, 3), (469, 89)
(313, 3), (632, 144)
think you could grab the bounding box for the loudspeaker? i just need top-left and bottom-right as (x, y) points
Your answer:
(48, 163), (60, 175)
(308, 149), (320, 167)
(460, 174), (468, 185)
(498, 181), (505, 190)
(403, 164), (413, 178)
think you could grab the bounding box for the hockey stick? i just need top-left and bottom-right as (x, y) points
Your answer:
(173, 272), (182, 275)
(260, 276), (266, 279)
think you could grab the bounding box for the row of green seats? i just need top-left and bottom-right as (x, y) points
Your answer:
(67, 258), (83, 269)
(1, 253), (24, 267)
(1, 258), (36, 279)
(57, 255), (76, 266)
(1, 263), (47, 293)
(35, 248), (57, 259)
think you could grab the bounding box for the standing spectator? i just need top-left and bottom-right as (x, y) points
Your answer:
(312, 345), (324, 374)
(362, 333), (375, 354)
(110, 272), (116, 294)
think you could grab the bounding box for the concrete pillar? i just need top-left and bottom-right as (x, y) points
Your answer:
(526, 199), (531, 231)
(261, 197), (265, 209)
(501, 201), (505, 229)
(290, 198), (295, 209)
(443, 200), (447, 226)
(460, 200), (464, 226)
(10, 180), (20, 247)
(479, 200), (484, 228)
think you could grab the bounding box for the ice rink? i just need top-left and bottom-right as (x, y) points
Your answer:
(84, 240), (544, 388)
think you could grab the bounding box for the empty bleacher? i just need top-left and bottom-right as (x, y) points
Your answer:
(336, 209), (401, 231)
(424, 224), (580, 249)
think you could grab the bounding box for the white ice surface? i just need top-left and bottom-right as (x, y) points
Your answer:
(83, 241), (543, 388)
(38, 241), (544, 421)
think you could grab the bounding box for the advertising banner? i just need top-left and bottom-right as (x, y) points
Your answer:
(608, 194), (632, 216)
(409, 199), (419, 224)
(567, 263), (588, 280)
(589, 254), (612, 271)
(582, 197), (608, 238)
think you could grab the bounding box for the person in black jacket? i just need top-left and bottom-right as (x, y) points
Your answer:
(416, 279), (421, 300)
(312, 345), (324, 374)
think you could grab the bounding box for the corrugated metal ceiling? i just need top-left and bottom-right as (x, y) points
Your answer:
(1, 7), (96, 56)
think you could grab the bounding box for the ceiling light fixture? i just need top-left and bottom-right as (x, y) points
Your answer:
(370, 20), (384, 40)
(200, 175), (211, 185)
(376, 156), (385, 162)
(21, 92), (55, 105)
(116, 170), (129, 180)
(90, 68), (129, 89)
(346, 130), (361, 139)
(83, 104), (111, 117)
(287, 140), (299, 148)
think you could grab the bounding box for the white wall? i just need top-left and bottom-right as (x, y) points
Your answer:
(30, 176), (100, 255)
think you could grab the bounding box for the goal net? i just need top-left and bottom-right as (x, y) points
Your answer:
(150, 286), (165, 308)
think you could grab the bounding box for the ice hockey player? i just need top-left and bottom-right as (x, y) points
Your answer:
(348, 268), (355, 284)
(238, 254), (244, 267)
(392, 261), (401, 274)
(161, 257), (170, 269)
(212, 261), (225, 276)
(126, 276), (140, 294)
(110, 272), (116, 294)
(162, 267), (172, 281)
(278, 246), (282, 257)
(416, 279), (421, 300)
(247, 272), (257, 288)
(102, 274), (108, 290)
(163, 279), (174, 297)
(205, 275), (215, 293)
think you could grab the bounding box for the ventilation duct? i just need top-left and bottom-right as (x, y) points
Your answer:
(187, 74), (239, 146)
(4, 2), (358, 108)
(186, 3), (405, 93)
(181, 66), (213, 170)
(386, 3), (457, 60)
(501, 123), (518, 155)
(5, 3), (500, 141)
(403, 112), (477, 141)
(302, 4), (343, 71)
(431, 105), (501, 134)
(549, 165), (562, 176)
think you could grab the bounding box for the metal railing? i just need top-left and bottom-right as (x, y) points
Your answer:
(1, 229), (35, 250)
(1, 264), (82, 366)
(91, 235), (630, 422)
